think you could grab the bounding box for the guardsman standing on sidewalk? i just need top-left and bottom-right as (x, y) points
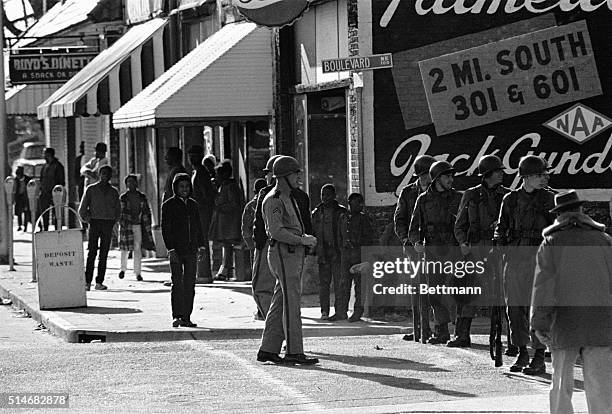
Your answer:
(256, 156), (319, 366)
(453, 155), (508, 348)
(494, 155), (555, 375)
(394, 155), (436, 343)
(409, 161), (462, 344)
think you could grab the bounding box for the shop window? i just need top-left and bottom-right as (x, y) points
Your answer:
(246, 121), (270, 199)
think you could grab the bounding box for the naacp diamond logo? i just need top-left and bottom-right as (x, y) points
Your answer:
(544, 104), (612, 144)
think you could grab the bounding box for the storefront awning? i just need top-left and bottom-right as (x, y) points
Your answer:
(112, 22), (273, 129)
(6, 84), (61, 115)
(37, 17), (168, 119)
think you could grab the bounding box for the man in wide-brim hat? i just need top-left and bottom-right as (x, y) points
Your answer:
(532, 189), (612, 413)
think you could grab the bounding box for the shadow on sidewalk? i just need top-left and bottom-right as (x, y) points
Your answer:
(313, 351), (450, 372)
(53, 306), (143, 314)
(298, 364), (475, 397)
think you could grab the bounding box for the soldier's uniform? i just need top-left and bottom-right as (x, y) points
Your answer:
(454, 155), (509, 347)
(258, 156), (318, 365)
(409, 161), (462, 344)
(394, 155), (435, 343)
(494, 155), (555, 374)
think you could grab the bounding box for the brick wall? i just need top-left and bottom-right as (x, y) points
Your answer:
(347, 0), (360, 195)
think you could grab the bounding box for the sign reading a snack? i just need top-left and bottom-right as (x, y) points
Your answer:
(419, 21), (602, 135)
(9, 51), (97, 84)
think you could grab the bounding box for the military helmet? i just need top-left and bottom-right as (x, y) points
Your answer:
(413, 155), (436, 176)
(478, 155), (504, 176)
(263, 154), (282, 173)
(429, 160), (455, 181)
(272, 156), (301, 178)
(518, 155), (549, 177)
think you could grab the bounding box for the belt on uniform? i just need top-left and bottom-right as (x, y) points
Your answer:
(269, 238), (302, 254)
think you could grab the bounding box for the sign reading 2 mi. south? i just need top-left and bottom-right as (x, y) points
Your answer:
(322, 53), (393, 74)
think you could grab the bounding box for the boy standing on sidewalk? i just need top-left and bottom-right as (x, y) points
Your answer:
(161, 173), (207, 328)
(312, 184), (346, 321)
(337, 193), (374, 322)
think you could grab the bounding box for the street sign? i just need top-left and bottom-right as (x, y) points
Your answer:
(322, 54), (393, 74)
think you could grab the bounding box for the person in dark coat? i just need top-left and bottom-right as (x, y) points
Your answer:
(208, 160), (243, 280)
(13, 166), (31, 232)
(531, 190), (612, 413)
(187, 145), (215, 283)
(39, 147), (65, 231)
(312, 184), (347, 321)
(162, 147), (187, 203)
(494, 155), (555, 375)
(161, 173), (207, 328)
(337, 193), (374, 322)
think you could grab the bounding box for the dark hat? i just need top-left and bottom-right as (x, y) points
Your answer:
(187, 145), (204, 155)
(95, 142), (107, 152)
(550, 190), (585, 213)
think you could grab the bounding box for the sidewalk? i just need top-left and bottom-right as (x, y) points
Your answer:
(0, 227), (417, 343)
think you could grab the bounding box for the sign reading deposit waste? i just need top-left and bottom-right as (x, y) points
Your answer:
(322, 53), (393, 73)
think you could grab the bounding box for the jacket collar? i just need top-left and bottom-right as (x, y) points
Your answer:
(543, 212), (606, 236)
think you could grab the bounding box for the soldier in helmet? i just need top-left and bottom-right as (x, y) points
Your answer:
(257, 156), (319, 365)
(394, 154), (436, 343)
(494, 155), (555, 375)
(252, 155), (313, 319)
(453, 155), (509, 347)
(409, 160), (463, 344)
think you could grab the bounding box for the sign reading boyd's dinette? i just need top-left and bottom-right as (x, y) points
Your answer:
(232, 0), (309, 27)
(9, 50), (96, 84)
(369, 1), (612, 200)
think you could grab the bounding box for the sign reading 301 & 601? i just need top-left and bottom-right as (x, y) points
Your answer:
(419, 20), (602, 135)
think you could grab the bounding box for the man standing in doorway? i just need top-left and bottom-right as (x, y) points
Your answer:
(80, 142), (110, 189)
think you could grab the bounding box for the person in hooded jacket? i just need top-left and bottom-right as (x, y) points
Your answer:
(161, 173), (207, 328)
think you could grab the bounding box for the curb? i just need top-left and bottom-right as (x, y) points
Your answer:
(0, 281), (79, 342)
(1, 280), (410, 343)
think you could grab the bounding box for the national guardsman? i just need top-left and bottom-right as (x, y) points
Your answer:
(394, 155), (436, 343)
(409, 160), (463, 344)
(256, 156), (319, 365)
(494, 155), (556, 375)
(453, 155), (508, 348)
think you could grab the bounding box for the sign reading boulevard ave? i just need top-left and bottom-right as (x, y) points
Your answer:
(322, 54), (393, 73)
(9, 51), (97, 84)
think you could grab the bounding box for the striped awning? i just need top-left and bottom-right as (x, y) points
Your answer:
(6, 84), (61, 115)
(113, 22), (273, 129)
(37, 17), (168, 119)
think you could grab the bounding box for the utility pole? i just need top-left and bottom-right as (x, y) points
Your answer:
(0, 2), (9, 264)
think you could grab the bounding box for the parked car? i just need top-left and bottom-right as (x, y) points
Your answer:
(12, 142), (46, 178)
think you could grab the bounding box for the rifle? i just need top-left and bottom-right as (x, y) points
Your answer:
(488, 242), (504, 367)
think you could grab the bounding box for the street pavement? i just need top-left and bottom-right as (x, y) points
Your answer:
(0, 226), (591, 413)
(0, 304), (589, 413)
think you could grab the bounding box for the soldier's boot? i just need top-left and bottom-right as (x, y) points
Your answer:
(447, 317), (472, 348)
(523, 349), (546, 375)
(505, 344), (519, 357)
(509, 346), (530, 372)
(428, 323), (450, 344)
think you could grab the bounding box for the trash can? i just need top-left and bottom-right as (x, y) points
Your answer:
(35, 229), (86, 310)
